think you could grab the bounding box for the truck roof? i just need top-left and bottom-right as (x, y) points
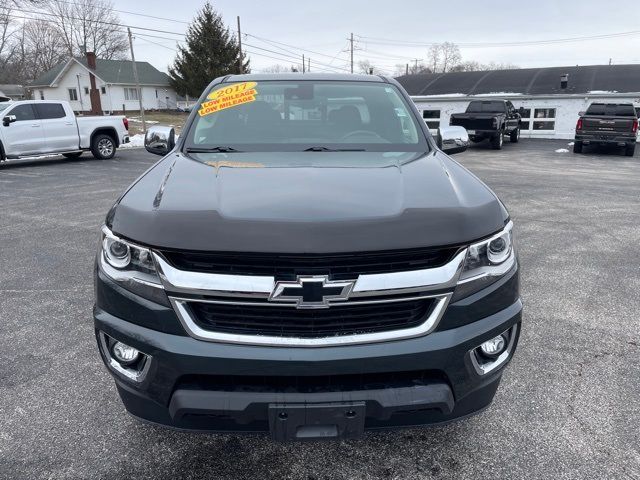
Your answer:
(222, 73), (388, 83)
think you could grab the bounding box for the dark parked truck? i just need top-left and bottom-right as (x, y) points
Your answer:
(94, 74), (522, 441)
(450, 100), (521, 149)
(574, 102), (638, 156)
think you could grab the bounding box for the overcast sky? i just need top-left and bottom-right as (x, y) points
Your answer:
(113, 0), (640, 75)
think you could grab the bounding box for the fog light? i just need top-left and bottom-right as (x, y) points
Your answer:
(112, 342), (140, 365)
(480, 335), (507, 356)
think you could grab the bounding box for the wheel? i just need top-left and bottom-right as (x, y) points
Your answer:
(91, 134), (116, 160)
(624, 143), (635, 157)
(63, 152), (83, 159)
(573, 141), (583, 154)
(490, 131), (503, 150)
(509, 127), (520, 143)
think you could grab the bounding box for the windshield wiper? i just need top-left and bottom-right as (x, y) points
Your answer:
(304, 146), (365, 152)
(186, 146), (241, 153)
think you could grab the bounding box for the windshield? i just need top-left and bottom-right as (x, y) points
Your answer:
(466, 101), (506, 113)
(185, 80), (427, 152)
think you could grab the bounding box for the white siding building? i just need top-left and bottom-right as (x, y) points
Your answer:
(30, 56), (177, 114)
(396, 64), (640, 140)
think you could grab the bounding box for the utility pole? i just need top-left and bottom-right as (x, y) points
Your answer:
(127, 28), (146, 133)
(308, 56), (310, 72)
(350, 32), (354, 74)
(237, 16), (243, 74)
(302, 54), (305, 73)
(409, 58), (422, 74)
(406, 63), (409, 75)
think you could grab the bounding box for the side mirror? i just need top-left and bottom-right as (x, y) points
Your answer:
(3, 114), (16, 127)
(144, 125), (175, 156)
(437, 126), (469, 155)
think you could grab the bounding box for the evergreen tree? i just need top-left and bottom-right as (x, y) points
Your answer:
(169, 3), (249, 97)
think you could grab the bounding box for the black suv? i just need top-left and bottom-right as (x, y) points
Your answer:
(94, 74), (521, 441)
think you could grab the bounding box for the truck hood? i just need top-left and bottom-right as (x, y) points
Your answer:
(109, 151), (508, 253)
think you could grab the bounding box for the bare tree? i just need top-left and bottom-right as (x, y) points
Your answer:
(358, 59), (376, 74)
(261, 64), (292, 73)
(22, 20), (67, 79)
(440, 42), (461, 73)
(426, 44), (440, 73)
(449, 60), (520, 72)
(45, 0), (128, 59)
(449, 60), (482, 72)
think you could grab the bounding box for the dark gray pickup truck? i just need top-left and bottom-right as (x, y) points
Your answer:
(574, 102), (638, 156)
(450, 100), (521, 149)
(94, 74), (521, 441)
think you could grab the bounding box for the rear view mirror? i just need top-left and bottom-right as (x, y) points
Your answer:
(145, 125), (175, 156)
(437, 126), (469, 155)
(2, 114), (16, 127)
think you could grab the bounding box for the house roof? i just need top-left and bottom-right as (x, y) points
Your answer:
(30, 57), (171, 87)
(0, 84), (25, 96)
(396, 64), (640, 97)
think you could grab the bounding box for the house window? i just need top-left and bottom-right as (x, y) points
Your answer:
(518, 107), (556, 132)
(68, 88), (78, 101)
(422, 109), (440, 130)
(101, 86), (106, 94)
(533, 108), (556, 131)
(124, 87), (139, 101)
(39, 90), (44, 100)
(84, 87), (89, 95)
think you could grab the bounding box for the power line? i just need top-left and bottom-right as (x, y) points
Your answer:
(356, 30), (640, 49)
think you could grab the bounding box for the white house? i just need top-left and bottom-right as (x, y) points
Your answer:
(396, 64), (640, 140)
(30, 55), (178, 114)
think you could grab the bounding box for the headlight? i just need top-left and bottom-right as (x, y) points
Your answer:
(98, 226), (169, 305)
(453, 221), (516, 301)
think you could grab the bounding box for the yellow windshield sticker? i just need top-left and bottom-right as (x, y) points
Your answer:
(198, 82), (258, 116)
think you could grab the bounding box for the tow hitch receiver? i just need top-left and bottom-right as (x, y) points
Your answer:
(268, 402), (366, 441)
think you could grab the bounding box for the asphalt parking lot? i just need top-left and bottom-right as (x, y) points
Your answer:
(1, 139), (639, 480)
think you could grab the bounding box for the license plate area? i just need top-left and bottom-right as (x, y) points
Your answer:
(268, 402), (366, 441)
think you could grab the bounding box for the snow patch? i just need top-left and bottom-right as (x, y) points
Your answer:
(567, 142), (574, 146)
(477, 92), (522, 96)
(128, 117), (159, 124)
(587, 90), (618, 94)
(555, 148), (569, 153)
(419, 93), (467, 98)
(121, 134), (145, 148)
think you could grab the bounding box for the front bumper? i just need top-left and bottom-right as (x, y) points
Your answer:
(94, 265), (522, 439)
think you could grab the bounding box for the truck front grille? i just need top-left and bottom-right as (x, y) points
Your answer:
(188, 298), (435, 339)
(159, 247), (459, 280)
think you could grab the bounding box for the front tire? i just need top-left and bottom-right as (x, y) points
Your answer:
(625, 143), (635, 157)
(491, 131), (503, 150)
(573, 141), (583, 153)
(510, 127), (520, 143)
(91, 134), (116, 160)
(63, 152), (83, 159)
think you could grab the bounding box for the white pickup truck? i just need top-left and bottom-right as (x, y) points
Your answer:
(0, 100), (129, 161)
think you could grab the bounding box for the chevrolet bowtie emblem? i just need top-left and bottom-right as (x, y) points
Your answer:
(269, 275), (355, 309)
